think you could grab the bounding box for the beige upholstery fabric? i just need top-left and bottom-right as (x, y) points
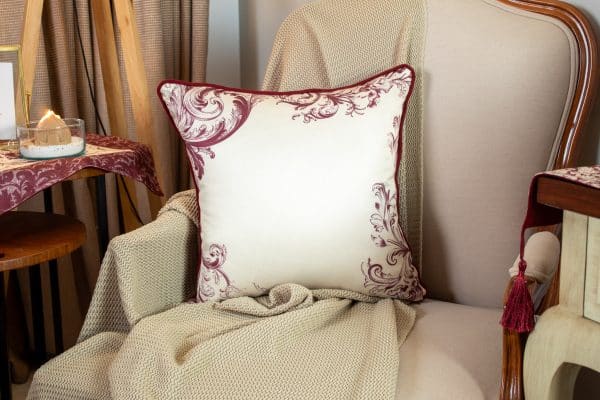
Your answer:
(30, 292), (500, 400)
(420, 0), (576, 307)
(263, 0), (577, 308)
(28, 333), (121, 399)
(110, 287), (414, 399)
(397, 300), (502, 399)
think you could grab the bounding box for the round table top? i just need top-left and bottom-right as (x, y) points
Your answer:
(0, 211), (86, 272)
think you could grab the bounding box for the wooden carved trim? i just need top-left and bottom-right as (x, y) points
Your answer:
(502, 329), (527, 400)
(500, 276), (537, 400)
(494, 2), (598, 399)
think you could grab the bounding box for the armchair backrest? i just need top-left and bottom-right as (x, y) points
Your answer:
(263, 0), (597, 307)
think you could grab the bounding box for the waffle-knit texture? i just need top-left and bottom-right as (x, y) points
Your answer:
(74, 190), (199, 343)
(28, 191), (415, 399)
(263, 0), (426, 268)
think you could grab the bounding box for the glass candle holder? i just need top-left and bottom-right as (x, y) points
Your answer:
(18, 118), (85, 160)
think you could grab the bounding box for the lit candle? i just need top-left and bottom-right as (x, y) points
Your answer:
(18, 111), (85, 159)
(35, 110), (71, 145)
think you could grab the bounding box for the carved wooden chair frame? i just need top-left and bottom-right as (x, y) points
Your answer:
(496, 1), (598, 399)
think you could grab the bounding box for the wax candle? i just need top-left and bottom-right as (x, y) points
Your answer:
(35, 110), (71, 145)
(18, 113), (85, 159)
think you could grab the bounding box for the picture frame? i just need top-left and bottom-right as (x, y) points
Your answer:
(0, 44), (27, 149)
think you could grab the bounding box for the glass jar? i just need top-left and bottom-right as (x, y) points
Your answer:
(17, 118), (85, 160)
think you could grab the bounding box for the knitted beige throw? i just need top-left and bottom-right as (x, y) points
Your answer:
(263, 0), (427, 268)
(110, 286), (415, 399)
(28, 193), (416, 400)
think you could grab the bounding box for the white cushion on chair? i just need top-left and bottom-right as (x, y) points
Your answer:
(159, 65), (426, 303)
(396, 300), (502, 399)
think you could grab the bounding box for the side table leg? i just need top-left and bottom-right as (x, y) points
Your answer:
(28, 265), (45, 363)
(0, 272), (12, 399)
(96, 175), (109, 255)
(43, 188), (64, 355)
(48, 261), (63, 354)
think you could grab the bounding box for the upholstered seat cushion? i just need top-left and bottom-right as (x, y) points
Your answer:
(28, 300), (501, 399)
(397, 300), (502, 399)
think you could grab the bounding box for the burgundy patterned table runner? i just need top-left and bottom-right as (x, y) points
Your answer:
(0, 134), (163, 214)
(502, 165), (600, 333)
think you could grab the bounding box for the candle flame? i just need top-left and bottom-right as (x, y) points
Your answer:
(39, 110), (61, 125)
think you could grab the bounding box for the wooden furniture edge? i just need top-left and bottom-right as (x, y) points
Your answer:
(19, 0), (43, 117)
(66, 168), (106, 181)
(537, 176), (600, 218)
(500, 177), (600, 398)
(0, 211), (87, 272)
(495, 1), (598, 399)
(500, 276), (537, 400)
(499, 264), (542, 400)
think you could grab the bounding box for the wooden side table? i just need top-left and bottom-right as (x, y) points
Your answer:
(524, 176), (600, 399)
(0, 134), (162, 399)
(0, 211), (86, 400)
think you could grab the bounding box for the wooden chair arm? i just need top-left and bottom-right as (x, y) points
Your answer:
(499, 276), (537, 400)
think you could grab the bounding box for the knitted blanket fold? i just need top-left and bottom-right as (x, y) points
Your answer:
(29, 282), (415, 399)
(110, 285), (415, 399)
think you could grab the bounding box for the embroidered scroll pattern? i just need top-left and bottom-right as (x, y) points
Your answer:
(276, 68), (412, 123)
(197, 243), (239, 302)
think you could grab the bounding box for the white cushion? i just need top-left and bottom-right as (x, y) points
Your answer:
(158, 65), (425, 302)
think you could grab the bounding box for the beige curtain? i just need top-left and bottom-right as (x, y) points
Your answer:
(0, 0), (208, 380)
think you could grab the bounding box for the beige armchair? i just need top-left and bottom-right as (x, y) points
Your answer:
(28, 1), (597, 399)
(260, 0), (597, 397)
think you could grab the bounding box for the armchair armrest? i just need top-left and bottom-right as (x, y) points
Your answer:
(500, 231), (561, 400)
(78, 190), (199, 342)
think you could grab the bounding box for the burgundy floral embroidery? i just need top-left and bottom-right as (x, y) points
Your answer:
(197, 243), (239, 302)
(160, 68), (412, 180)
(276, 68), (412, 123)
(388, 116), (400, 155)
(361, 183), (424, 301)
(160, 84), (260, 178)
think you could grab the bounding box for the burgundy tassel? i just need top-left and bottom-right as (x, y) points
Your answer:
(501, 260), (534, 333)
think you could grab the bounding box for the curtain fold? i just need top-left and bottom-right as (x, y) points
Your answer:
(0, 0), (208, 379)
